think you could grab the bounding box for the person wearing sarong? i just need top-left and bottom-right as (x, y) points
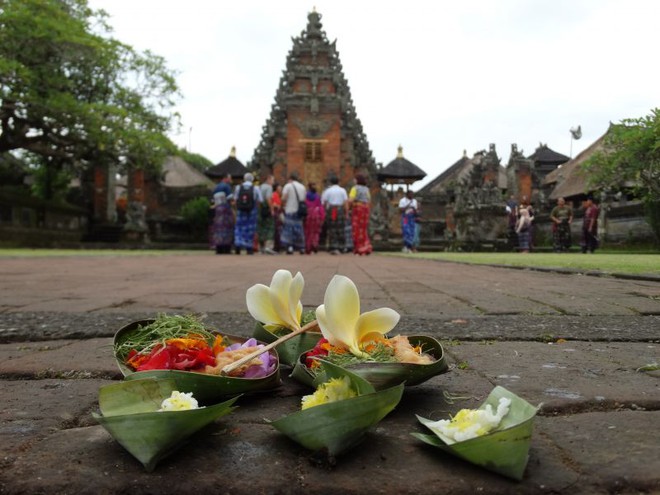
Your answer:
(209, 174), (234, 254)
(348, 174), (372, 256)
(303, 183), (325, 254)
(232, 172), (263, 255)
(550, 197), (573, 252)
(281, 171), (306, 255)
(581, 196), (600, 253)
(257, 174), (276, 255)
(398, 190), (418, 253)
(516, 207), (533, 253)
(272, 183), (283, 252)
(519, 195), (535, 251)
(321, 176), (348, 255)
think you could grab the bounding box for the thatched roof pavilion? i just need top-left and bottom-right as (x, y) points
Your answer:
(377, 146), (426, 189)
(205, 147), (248, 181)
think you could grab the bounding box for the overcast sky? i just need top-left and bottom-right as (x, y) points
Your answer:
(89, 0), (660, 189)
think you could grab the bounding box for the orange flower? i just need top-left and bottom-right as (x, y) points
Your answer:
(165, 336), (209, 351)
(362, 335), (392, 352)
(212, 334), (226, 355)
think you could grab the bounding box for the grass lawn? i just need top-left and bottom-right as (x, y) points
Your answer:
(1, 248), (658, 277)
(384, 251), (660, 277)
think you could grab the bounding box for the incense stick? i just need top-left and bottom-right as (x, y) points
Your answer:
(220, 320), (319, 376)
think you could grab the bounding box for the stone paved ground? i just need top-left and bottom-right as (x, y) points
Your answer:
(0, 252), (658, 494)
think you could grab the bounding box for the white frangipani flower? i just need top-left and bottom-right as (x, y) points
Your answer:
(426, 397), (512, 444)
(315, 275), (400, 357)
(246, 270), (304, 332)
(158, 391), (200, 412)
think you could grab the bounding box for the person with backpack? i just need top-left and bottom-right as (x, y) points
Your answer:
(232, 172), (263, 255)
(281, 171), (306, 254)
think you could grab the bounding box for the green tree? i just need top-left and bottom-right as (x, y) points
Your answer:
(177, 148), (214, 173)
(0, 0), (180, 176)
(583, 108), (660, 243)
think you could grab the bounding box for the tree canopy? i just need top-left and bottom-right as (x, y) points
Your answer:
(583, 108), (660, 204)
(0, 0), (180, 174)
(583, 108), (660, 243)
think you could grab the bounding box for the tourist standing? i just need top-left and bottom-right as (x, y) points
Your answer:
(505, 194), (519, 248)
(398, 190), (418, 253)
(516, 207), (533, 253)
(581, 196), (600, 253)
(550, 197), (573, 252)
(304, 183), (325, 254)
(232, 172), (263, 255)
(272, 182), (283, 253)
(321, 176), (348, 255)
(209, 173), (234, 254)
(348, 174), (372, 255)
(281, 171), (306, 254)
(257, 174), (276, 255)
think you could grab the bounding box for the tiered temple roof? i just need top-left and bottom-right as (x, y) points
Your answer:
(250, 9), (377, 183)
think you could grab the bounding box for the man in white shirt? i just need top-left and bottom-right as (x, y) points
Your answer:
(321, 176), (348, 254)
(398, 190), (418, 253)
(281, 171), (306, 254)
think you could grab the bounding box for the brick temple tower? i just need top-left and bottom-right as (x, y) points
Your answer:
(250, 9), (378, 189)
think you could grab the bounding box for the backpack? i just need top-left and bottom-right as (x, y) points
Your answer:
(293, 185), (307, 219)
(236, 185), (255, 212)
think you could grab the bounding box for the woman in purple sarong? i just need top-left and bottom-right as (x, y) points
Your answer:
(209, 174), (234, 254)
(304, 183), (325, 254)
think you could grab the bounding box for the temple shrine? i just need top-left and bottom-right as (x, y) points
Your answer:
(250, 9), (378, 189)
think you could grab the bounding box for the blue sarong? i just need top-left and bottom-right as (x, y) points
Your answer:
(280, 212), (305, 250)
(401, 212), (416, 248)
(234, 208), (258, 249)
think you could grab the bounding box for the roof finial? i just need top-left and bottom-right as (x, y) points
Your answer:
(230, 146), (236, 158)
(463, 149), (467, 157)
(397, 145), (403, 159)
(313, 5), (317, 12)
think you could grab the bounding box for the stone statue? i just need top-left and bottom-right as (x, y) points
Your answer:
(124, 202), (148, 233)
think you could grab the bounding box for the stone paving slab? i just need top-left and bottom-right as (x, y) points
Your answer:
(0, 338), (119, 379)
(1, 254), (659, 316)
(0, 378), (110, 454)
(0, 253), (659, 493)
(0, 336), (658, 493)
(444, 341), (660, 406)
(1, 378), (657, 494)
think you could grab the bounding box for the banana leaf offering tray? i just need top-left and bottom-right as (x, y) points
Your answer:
(113, 315), (281, 402)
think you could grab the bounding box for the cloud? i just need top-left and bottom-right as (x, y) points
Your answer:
(90, 0), (660, 188)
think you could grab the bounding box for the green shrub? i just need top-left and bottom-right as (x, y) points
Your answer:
(180, 196), (211, 237)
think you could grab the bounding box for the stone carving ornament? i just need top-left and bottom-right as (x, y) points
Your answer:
(293, 115), (336, 138)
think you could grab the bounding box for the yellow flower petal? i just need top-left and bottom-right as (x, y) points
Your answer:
(246, 284), (280, 326)
(246, 270), (304, 331)
(316, 275), (400, 357)
(315, 304), (334, 344)
(269, 270), (294, 325)
(289, 272), (305, 328)
(320, 275), (360, 349)
(355, 308), (400, 343)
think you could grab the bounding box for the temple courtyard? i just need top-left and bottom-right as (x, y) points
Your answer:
(0, 252), (658, 494)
